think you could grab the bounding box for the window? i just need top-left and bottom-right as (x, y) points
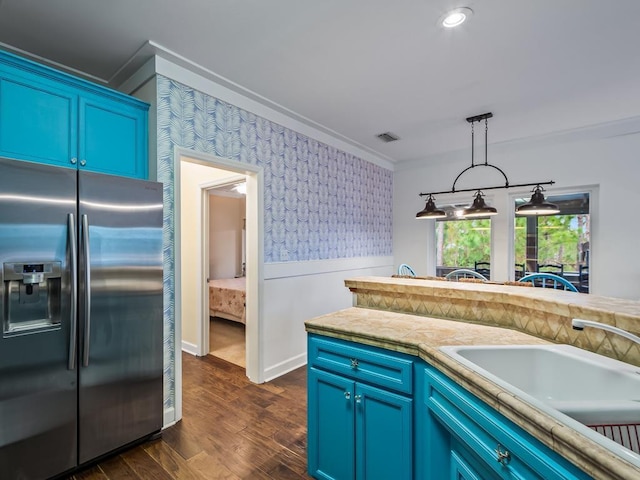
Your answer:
(514, 192), (590, 292)
(436, 210), (492, 278)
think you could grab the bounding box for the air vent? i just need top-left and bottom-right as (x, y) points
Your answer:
(376, 132), (400, 143)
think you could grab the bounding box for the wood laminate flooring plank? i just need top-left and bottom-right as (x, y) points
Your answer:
(209, 317), (246, 368)
(95, 455), (140, 480)
(66, 353), (311, 479)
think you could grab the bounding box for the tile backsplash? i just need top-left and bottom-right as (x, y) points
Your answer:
(346, 277), (640, 366)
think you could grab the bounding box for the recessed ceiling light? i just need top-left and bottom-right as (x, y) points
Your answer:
(233, 183), (247, 195)
(441, 7), (473, 28)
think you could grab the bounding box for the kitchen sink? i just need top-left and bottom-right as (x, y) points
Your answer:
(440, 344), (640, 463)
(440, 345), (640, 422)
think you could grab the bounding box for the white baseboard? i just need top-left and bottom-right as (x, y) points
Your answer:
(181, 340), (198, 356)
(263, 352), (307, 383)
(163, 406), (177, 429)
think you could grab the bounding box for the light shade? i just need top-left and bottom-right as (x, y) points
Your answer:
(516, 185), (560, 216)
(416, 195), (447, 219)
(462, 191), (498, 218)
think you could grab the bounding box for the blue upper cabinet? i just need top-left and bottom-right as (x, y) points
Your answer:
(0, 50), (148, 179)
(80, 93), (147, 178)
(0, 73), (77, 166)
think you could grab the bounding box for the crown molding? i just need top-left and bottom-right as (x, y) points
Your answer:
(114, 41), (395, 171)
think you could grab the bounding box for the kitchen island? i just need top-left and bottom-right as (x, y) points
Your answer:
(305, 277), (640, 480)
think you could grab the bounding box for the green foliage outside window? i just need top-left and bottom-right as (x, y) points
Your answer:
(437, 214), (589, 273)
(515, 214), (590, 271)
(436, 219), (491, 268)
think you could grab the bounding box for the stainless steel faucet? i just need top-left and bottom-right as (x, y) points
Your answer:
(572, 318), (640, 345)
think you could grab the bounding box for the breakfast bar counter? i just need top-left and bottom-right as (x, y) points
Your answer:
(305, 277), (640, 480)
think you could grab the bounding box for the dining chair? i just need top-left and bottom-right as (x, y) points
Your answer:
(578, 264), (589, 293)
(474, 261), (491, 279)
(397, 263), (416, 277)
(518, 273), (578, 292)
(445, 269), (488, 282)
(536, 263), (564, 277)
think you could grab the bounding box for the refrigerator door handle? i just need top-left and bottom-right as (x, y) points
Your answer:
(81, 214), (91, 367)
(68, 213), (78, 370)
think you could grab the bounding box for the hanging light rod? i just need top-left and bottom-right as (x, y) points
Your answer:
(418, 180), (555, 197)
(416, 112), (557, 219)
(418, 112), (554, 198)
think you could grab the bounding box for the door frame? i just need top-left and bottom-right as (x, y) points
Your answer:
(174, 147), (263, 421)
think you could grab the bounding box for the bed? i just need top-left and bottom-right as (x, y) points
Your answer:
(208, 277), (246, 324)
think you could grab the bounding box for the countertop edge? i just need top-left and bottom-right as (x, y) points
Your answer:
(306, 310), (639, 480)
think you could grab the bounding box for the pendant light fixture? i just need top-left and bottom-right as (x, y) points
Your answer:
(416, 112), (555, 219)
(462, 190), (497, 217)
(416, 194), (447, 219)
(515, 184), (560, 215)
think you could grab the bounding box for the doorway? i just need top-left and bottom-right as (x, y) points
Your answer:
(175, 148), (262, 411)
(206, 180), (247, 368)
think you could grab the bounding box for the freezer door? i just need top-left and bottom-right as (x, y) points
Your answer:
(0, 158), (78, 479)
(78, 171), (163, 463)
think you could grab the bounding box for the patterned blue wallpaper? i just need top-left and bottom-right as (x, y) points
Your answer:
(156, 75), (393, 411)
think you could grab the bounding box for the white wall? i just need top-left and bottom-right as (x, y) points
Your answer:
(394, 118), (640, 300)
(262, 257), (394, 380)
(131, 77), (157, 182)
(180, 161), (238, 345)
(209, 194), (245, 279)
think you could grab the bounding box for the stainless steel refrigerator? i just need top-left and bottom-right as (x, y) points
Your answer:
(0, 157), (163, 479)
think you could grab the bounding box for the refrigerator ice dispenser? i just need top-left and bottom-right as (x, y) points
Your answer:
(2, 261), (62, 335)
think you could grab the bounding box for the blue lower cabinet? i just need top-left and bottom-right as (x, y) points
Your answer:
(450, 447), (492, 480)
(356, 383), (413, 480)
(308, 368), (356, 480)
(308, 335), (414, 480)
(309, 335), (591, 480)
(422, 366), (593, 480)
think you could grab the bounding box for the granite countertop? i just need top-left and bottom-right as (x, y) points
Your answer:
(305, 307), (640, 480)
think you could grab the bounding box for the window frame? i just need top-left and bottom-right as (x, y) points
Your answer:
(507, 185), (597, 283)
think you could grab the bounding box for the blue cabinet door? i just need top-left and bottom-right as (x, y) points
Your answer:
(0, 75), (77, 169)
(450, 449), (493, 480)
(79, 94), (148, 178)
(0, 50), (149, 179)
(355, 383), (413, 480)
(308, 368), (355, 480)
(423, 366), (592, 480)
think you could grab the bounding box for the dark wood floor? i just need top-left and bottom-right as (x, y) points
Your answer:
(68, 353), (313, 479)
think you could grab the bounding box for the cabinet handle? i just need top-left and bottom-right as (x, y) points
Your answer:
(80, 159), (87, 167)
(495, 444), (511, 466)
(350, 358), (359, 369)
(70, 157), (77, 165)
(355, 394), (362, 404)
(344, 392), (351, 400)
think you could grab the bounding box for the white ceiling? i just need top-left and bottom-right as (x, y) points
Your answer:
(1, 0), (639, 165)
